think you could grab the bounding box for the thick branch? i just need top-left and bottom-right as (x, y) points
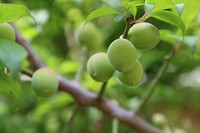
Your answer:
(13, 24), (45, 70)
(13, 25), (163, 133)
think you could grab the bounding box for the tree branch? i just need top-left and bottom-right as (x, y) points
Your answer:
(13, 24), (163, 133)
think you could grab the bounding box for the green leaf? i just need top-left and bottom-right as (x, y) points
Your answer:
(145, 0), (174, 10)
(85, 7), (119, 22)
(129, 5), (137, 18)
(0, 70), (22, 110)
(0, 70), (21, 99)
(150, 10), (185, 34)
(145, 3), (155, 15)
(167, 35), (200, 54)
(114, 14), (125, 22)
(0, 63), (3, 70)
(173, 0), (200, 22)
(159, 29), (175, 44)
(102, 0), (121, 12)
(183, 36), (199, 54)
(186, 23), (200, 31)
(122, 1), (144, 17)
(175, 3), (184, 16)
(0, 39), (27, 79)
(0, 4), (31, 23)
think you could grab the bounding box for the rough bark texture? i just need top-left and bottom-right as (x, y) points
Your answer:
(14, 25), (163, 133)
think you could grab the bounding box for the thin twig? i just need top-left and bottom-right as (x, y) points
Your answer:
(136, 41), (183, 113)
(122, 17), (132, 38)
(136, 61), (169, 113)
(21, 68), (33, 77)
(130, 13), (148, 26)
(122, 13), (147, 38)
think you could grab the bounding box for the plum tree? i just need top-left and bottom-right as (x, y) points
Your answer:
(116, 60), (143, 86)
(75, 22), (102, 49)
(0, 23), (15, 41)
(31, 68), (59, 97)
(128, 22), (160, 50)
(107, 38), (137, 72)
(87, 52), (114, 82)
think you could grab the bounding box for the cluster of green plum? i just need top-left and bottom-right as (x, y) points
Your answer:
(0, 23), (59, 97)
(79, 22), (160, 86)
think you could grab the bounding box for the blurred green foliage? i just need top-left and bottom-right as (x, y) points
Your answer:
(0, 0), (200, 133)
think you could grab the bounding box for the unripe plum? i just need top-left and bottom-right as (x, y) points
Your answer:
(31, 68), (59, 97)
(116, 60), (143, 86)
(87, 52), (114, 82)
(107, 38), (137, 72)
(75, 22), (102, 49)
(128, 22), (160, 50)
(0, 23), (15, 41)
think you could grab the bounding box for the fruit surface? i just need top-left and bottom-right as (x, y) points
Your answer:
(116, 60), (143, 86)
(31, 68), (59, 97)
(107, 38), (137, 72)
(0, 23), (15, 41)
(87, 52), (114, 82)
(75, 22), (102, 49)
(128, 22), (160, 50)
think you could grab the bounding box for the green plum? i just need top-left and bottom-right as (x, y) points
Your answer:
(75, 22), (102, 49)
(0, 23), (15, 41)
(107, 38), (137, 72)
(128, 22), (160, 50)
(116, 60), (143, 86)
(32, 68), (59, 97)
(87, 52), (115, 82)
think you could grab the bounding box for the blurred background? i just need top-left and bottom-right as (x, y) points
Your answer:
(0, 0), (200, 133)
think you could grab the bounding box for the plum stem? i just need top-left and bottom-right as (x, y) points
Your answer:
(122, 13), (147, 39)
(122, 17), (132, 39)
(97, 81), (108, 100)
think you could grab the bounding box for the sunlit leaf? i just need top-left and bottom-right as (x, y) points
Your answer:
(122, 1), (144, 17)
(173, 0), (200, 22)
(145, 3), (155, 15)
(167, 35), (200, 54)
(0, 4), (31, 23)
(150, 10), (185, 34)
(86, 7), (119, 22)
(183, 36), (199, 54)
(159, 29), (175, 44)
(186, 23), (200, 31)
(114, 14), (125, 22)
(146, 0), (174, 10)
(175, 3), (184, 16)
(102, 0), (121, 12)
